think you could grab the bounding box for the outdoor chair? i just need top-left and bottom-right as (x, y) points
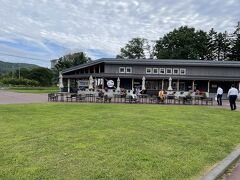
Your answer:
(77, 94), (86, 102)
(131, 96), (139, 103)
(104, 96), (112, 103)
(48, 93), (54, 101)
(174, 96), (181, 104)
(66, 94), (78, 102)
(201, 97), (213, 105)
(194, 95), (203, 105)
(113, 94), (122, 103)
(125, 95), (132, 103)
(96, 96), (104, 103)
(166, 95), (175, 104)
(48, 93), (58, 102)
(66, 95), (72, 102)
(183, 96), (192, 105)
(48, 93), (52, 101)
(139, 94), (148, 104)
(149, 95), (157, 104)
(86, 94), (95, 102)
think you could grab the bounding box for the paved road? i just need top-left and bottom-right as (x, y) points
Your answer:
(212, 100), (240, 111)
(226, 162), (240, 180)
(0, 90), (48, 104)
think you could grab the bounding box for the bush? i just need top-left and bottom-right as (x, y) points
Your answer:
(0, 78), (39, 86)
(28, 67), (53, 86)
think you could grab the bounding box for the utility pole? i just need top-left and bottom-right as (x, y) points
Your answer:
(18, 66), (20, 79)
(12, 65), (14, 79)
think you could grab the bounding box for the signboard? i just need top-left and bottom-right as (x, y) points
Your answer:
(107, 80), (114, 88)
(78, 80), (88, 87)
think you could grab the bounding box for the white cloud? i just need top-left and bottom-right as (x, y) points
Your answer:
(0, 0), (239, 66)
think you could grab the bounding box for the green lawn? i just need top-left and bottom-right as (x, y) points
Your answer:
(0, 104), (239, 179)
(7, 86), (59, 93)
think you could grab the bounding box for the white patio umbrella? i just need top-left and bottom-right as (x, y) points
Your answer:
(88, 75), (94, 90)
(59, 72), (64, 90)
(116, 77), (120, 91)
(167, 77), (173, 91)
(142, 76), (146, 90)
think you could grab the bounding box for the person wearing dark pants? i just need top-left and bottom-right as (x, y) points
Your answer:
(229, 95), (237, 110)
(216, 86), (223, 106)
(227, 85), (239, 110)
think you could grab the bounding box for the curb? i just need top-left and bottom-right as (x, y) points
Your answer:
(202, 147), (240, 180)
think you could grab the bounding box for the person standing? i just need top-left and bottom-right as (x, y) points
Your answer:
(227, 84), (239, 110)
(216, 86), (223, 106)
(158, 89), (165, 103)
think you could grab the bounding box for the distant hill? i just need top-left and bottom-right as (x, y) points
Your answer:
(0, 60), (40, 75)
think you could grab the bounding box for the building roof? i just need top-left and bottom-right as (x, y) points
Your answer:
(62, 58), (240, 74)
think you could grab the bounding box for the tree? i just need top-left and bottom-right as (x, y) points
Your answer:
(222, 31), (231, 60)
(119, 38), (148, 59)
(55, 52), (91, 72)
(194, 30), (209, 59)
(14, 68), (30, 79)
(206, 28), (217, 60)
(206, 29), (231, 60)
(229, 34), (240, 61)
(28, 67), (53, 86)
(155, 26), (209, 60)
(215, 32), (225, 60)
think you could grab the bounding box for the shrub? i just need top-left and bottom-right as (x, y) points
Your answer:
(0, 78), (39, 86)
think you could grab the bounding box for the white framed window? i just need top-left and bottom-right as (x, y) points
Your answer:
(159, 68), (165, 74)
(166, 68), (172, 75)
(146, 68), (152, 74)
(180, 68), (186, 75)
(153, 68), (158, 74)
(126, 67), (132, 73)
(119, 67), (125, 73)
(173, 68), (179, 75)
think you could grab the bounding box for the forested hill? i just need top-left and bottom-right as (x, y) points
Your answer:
(0, 60), (39, 75)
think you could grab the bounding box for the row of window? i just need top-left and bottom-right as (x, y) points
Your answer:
(118, 67), (186, 75)
(146, 68), (186, 75)
(119, 67), (132, 73)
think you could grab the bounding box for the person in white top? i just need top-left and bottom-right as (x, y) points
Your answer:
(227, 84), (239, 110)
(216, 86), (223, 106)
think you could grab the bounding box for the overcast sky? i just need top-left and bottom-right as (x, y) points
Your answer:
(0, 0), (239, 67)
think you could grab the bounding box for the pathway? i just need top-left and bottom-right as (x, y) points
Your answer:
(0, 90), (48, 104)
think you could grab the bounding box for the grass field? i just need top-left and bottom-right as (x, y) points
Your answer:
(7, 86), (59, 93)
(0, 104), (239, 179)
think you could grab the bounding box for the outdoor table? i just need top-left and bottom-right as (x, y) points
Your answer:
(193, 95), (203, 105)
(183, 95), (193, 104)
(85, 94), (95, 102)
(149, 95), (157, 104)
(114, 94), (122, 103)
(138, 94), (148, 103)
(177, 96), (185, 104)
(56, 92), (72, 102)
(166, 95), (175, 104)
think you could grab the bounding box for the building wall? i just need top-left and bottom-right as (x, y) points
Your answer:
(104, 64), (240, 80)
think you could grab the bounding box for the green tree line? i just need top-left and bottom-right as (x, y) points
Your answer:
(118, 24), (240, 61)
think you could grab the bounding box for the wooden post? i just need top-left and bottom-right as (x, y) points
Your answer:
(177, 79), (180, 91)
(67, 79), (70, 93)
(192, 80), (195, 91)
(132, 78), (134, 90)
(207, 80), (210, 93)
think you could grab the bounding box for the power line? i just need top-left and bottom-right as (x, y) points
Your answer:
(0, 52), (47, 61)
